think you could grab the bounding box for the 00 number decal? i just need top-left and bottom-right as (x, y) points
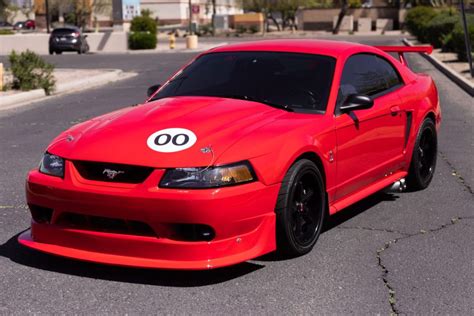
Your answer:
(147, 128), (197, 153)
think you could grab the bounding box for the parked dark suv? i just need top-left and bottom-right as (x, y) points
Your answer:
(49, 27), (89, 55)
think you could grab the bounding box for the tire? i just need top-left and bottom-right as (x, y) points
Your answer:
(56, 51), (62, 55)
(49, 49), (53, 55)
(406, 118), (437, 191)
(276, 159), (326, 257)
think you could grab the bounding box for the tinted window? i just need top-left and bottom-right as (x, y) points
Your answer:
(52, 28), (78, 35)
(153, 52), (336, 112)
(336, 54), (402, 111)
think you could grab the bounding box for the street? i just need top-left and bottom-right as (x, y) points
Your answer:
(0, 35), (472, 314)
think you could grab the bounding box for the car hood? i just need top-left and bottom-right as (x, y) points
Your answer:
(48, 96), (288, 168)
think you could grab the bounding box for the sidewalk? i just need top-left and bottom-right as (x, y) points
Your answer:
(403, 38), (474, 96)
(0, 68), (136, 111)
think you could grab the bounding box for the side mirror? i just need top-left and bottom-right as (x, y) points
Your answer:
(339, 94), (373, 113)
(147, 84), (161, 97)
(83, 34), (88, 38)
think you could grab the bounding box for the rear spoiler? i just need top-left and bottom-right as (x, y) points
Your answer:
(375, 46), (433, 67)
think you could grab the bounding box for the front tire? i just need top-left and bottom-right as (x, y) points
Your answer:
(407, 118), (437, 190)
(276, 159), (325, 257)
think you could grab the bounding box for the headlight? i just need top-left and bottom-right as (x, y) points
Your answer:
(39, 152), (65, 178)
(159, 161), (257, 188)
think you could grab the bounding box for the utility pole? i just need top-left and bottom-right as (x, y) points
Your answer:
(460, 0), (473, 78)
(188, 0), (192, 34)
(45, 0), (50, 33)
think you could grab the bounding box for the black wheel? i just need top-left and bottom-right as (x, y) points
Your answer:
(56, 51), (62, 55)
(407, 118), (437, 190)
(49, 49), (53, 55)
(276, 159), (325, 257)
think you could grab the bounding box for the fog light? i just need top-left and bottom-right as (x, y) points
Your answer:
(29, 204), (53, 224)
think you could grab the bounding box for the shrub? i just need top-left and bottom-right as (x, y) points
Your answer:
(0, 29), (14, 35)
(405, 6), (437, 42)
(450, 14), (474, 62)
(128, 32), (157, 50)
(425, 10), (459, 48)
(9, 50), (55, 95)
(130, 9), (157, 34)
(199, 24), (213, 36)
(249, 25), (259, 34)
(236, 25), (247, 34)
(129, 10), (157, 50)
(349, 0), (362, 8)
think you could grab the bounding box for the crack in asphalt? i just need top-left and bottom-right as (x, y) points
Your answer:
(338, 216), (472, 315)
(439, 151), (473, 195)
(375, 216), (471, 315)
(336, 225), (409, 236)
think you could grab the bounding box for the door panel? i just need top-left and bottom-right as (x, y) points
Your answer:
(334, 91), (405, 201)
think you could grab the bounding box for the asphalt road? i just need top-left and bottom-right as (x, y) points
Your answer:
(0, 35), (472, 314)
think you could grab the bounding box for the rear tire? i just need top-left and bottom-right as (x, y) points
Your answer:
(406, 118), (437, 191)
(276, 159), (325, 257)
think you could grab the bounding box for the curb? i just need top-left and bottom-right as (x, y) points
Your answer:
(402, 38), (474, 97)
(0, 69), (137, 111)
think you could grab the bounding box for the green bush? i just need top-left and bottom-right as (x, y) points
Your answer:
(236, 25), (247, 34)
(129, 9), (157, 50)
(130, 9), (157, 34)
(405, 6), (437, 42)
(249, 25), (259, 34)
(425, 10), (459, 48)
(128, 32), (157, 50)
(450, 14), (474, 62)
(9, 50), (55, 95)
(349, 0), (362, 8)
(0, 29), (14, 35)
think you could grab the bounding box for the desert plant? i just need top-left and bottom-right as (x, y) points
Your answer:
(0, 29), (14, 35)
(405, 6), (437, 42)
(129, 9), (157, 50)
(128, 32), (157, 50)
(249, 25), (259, 34)
(130, 9), (157, 34)
(450, 14), (474, 62)
(9, 50), (55, 95)
(425, 10), (459, 48)
(236, 25), (247, 34)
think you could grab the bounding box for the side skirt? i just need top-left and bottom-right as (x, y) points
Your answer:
(329, 171), (408, 215)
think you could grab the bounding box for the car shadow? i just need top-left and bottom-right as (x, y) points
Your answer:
(1, 191), (398, 286)
(0, 232), (264, 287)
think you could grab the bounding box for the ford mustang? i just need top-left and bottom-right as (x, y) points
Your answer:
(19, 40), (440, 269)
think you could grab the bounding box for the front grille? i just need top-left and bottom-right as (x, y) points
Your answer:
(74, 160), (154, 183)
(56, 212), (156, 237)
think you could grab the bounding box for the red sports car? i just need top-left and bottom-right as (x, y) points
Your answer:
(19, 40), (440, 269)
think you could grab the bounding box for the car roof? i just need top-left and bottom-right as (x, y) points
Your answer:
(209, 39), (365, 58)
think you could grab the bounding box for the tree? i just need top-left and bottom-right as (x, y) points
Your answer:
(48, 0), (111, 29)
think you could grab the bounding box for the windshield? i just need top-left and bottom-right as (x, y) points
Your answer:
(152, 51), (336, 113)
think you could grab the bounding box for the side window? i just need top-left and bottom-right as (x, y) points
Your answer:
(336, 54), (403, 112)
(374, 56), (403, 89)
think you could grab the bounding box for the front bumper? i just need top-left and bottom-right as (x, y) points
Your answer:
(19, 161), (279, 269)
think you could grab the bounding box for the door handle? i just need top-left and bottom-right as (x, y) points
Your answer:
(390, 106), (401, 116)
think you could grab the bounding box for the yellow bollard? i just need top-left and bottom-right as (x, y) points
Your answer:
(169, 33), (176, 50)
(0, 63), (3, 91)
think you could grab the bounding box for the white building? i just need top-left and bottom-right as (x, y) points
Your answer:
(140, 0), (242, 25)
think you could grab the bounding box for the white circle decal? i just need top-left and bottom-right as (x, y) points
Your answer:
(147, 128), (197, 153)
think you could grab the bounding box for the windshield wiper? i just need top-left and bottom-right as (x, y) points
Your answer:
(217, 94), (294, 112)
